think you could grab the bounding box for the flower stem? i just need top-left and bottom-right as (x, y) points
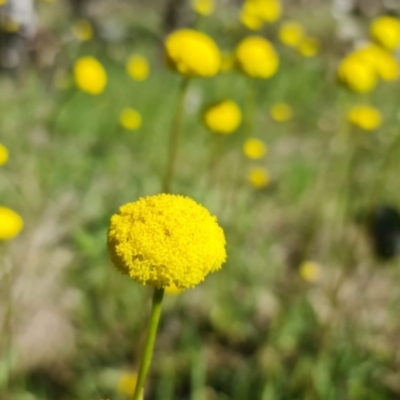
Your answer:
(162, 77), (190, 193)
(132, 287), (165, 400)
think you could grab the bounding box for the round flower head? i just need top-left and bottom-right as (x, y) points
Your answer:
(279, 21), (305, 48)
(240, 0), (281, 30)
(73, 56), (107, 95)
(348, 105), (382, 131)
(71, 19), (93, 41)
(118, 372), (138, 397)
(0, 207), (23, 240)
(119, 108), (142, 131)
(165, 29), (221, 77)
(236, 36), (279, 79)
(270, 102), (293, 122)
(126, 54), (150, 81)
(192, 0), (214, 16)
(370, 16), (400, 51)
(0, 143), (9, 166)
(298, 36), (320, 57)
(107, 194), (227, 289)
(203, 100), (242, 134)
(248, 167), (270, 188)
(299, 261), (321, 283)
(243, 138), (267, 159)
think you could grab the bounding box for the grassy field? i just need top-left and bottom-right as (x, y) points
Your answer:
(2, 1), (400, 399)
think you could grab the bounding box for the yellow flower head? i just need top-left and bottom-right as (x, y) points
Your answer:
(337, 55), (377, 93)
(165, 282), (184, 295)
(107, 194), (227, 289)
(370, 16), (400, 51)
(298, 36), (320, 57)
(270, 102), (293, 122)
(220, 51), (235, 72)
(126, 54), (150, 81)
(165, 29), (221, 77)
(243, 138), (267, 159)
(240, 0), (281, 30)
(235, 36), (279, 79)
(0, 143), (9, 166)
(192, 0), (214, 16)
(248, 167), (270, 189)
(279, 21), (305, 48)
(71, 19), (93, 42)
(203, 100), (242, 134)
(117, 372), (138, 397)
(0, 207), (23, 240)
(348, 105), (382, 131)
(73, 56), (107, 95)
(299, 261), (321, 283)
(119, 108), (142, 131)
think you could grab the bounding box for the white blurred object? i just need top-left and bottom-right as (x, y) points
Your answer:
(2, 0), (38, 37)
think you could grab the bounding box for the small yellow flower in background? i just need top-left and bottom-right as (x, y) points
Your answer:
(119, 108), (142, 131)
(370, 16), (400, 51)
(298, 36), (320, 57)
(118, 372), (138, 397)
(126, 54), (150, 81)
(270, 102), (293, 122)
(248, 167), (270, 189)
(243, 138), (267, 159)
(203, 100), (242, 134)
(299, 261), (322, 283)
(0, 143), (9, 166)
(279, 21), (305, 48)
(220, 52), (235, 72)
(240, 0), (281, 31)
(235, 36), (279, 79)
(192, 0), (214, 16)
(1, 17), (19, 33)
(165, 29), (221, 77)
(337, 55), (377, 93)
(0, 0), (7, 6)
(73, 56), (107, 95)
(165, 282), (184, 295)
(0, 207), (23, 240)
(72, 19), (93, 41)
(348, 105), (382, 131)
(107, 194), (227, 289)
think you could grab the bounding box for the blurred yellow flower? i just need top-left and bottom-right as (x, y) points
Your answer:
(107, 194), (227, 289)
(203, 100), (242, 134)
(298, 36), (320, 57)
(119, 108), (142, 131)
(71, 19), (93, 41)
(248, 167), (270, 188)
(0, 207), (23, 240)
(165, 29), (221, 77)
(192, 0), (214, 16)
(220, 52), (235, 72)
(1, 17), (19, 33)
(118, 372), (138, 397)
(126, 54), (150, 81)
(236, 36), (279, 79)
(337, 55), (377, 93)
(270, 102), (293, 122)
(73, 56), (107, 95)
(0, 0), (7, 6)
(348, 105), (382, 131)
(240, 0), (281, 30)
(165, 283), (184, 295)
(299, 261), (321, 283)
(0, 143), (9, 165)
(279, 21), (305, 48)
(370, 16), (400, 51)
(243, 138), (267, 159)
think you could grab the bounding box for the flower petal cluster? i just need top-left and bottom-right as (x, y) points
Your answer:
(299, 261), (321, 283)
(0, 143), (9, 166)
(126, 54), (150, 81)
(119, 108), (142, 131)
(203, 100), (242, 134)
(235, 36), (279, 79)
(298, 36), (320, 57)
(348, 105), (382, 131)
(165, 29), (221, 77)
(0, 207), (23, 240)
(71, 19), (93, 42)
(192, 0), (215, 16)
(370, 16), (400, 51)
(107, 194), (227, 289)
(240, 0), (282, 31)
(248, 167), (270, 188)
(243, 138), (267, 159)
(73, 56), (107, 95)
(270, 102), (293, 122)
(279, 21), (304, 48)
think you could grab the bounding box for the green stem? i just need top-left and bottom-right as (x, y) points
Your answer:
(132, 288), (165, 400)
(162, 78), (190, 193)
